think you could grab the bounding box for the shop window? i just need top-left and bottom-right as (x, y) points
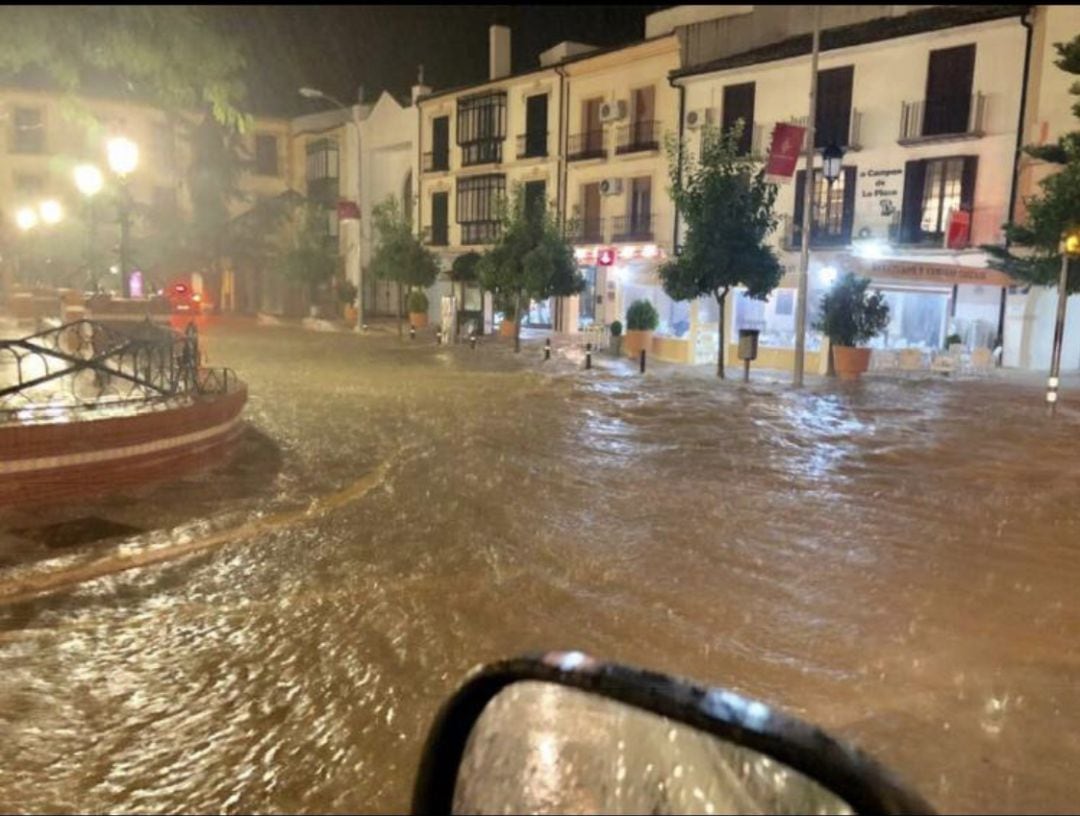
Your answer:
(731, 288), (823, 351)
(621, 282), (689, 338)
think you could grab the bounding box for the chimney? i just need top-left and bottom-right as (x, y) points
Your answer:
(411, 64), (432, 105)
(489, 25), (511, 80)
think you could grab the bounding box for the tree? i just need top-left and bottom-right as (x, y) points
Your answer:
(815, 272), (890, 348)
(985, 34), (1080, 294)
(273, 202), (339, 313)
(369, 195), (440, 336)
(477, 186), (585, 352)
(659, 121), (783, 378)
(0, 7), (250, 132)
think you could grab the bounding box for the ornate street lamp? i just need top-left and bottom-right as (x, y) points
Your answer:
(106, 136), (139, 298)
(822, 142), (845, 185)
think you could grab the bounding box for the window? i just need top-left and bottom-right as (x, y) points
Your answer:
(616, 177), (652, 239)
(431, 116), (449, 170)
(305, 138), (339, 207)
(523, 95), (548, 158)
(430, 192), (449, 245)
(792, 166), (856, 246)
(255, 133), (279, 176)
(457, 92), (506, 166)
(923, 45), (975, 136)
(14, 173), (44, 196)
(815, 66), (853, 149)
(456, 173), (505, 244)
(579, 182), (602, 242)
(722, 82), (755, 156)
(11, 107), (44, 153)
(524, 180), (546, 222)
(899, 156), (977, 244)
(774, 290), (794, 316)
(620, 86), (657, 152)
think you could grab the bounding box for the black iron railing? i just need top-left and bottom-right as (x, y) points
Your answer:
(612, 213), (655, 242)
(460, 221), (501, 245)
(568, 217), (605, 244)
(0, 319), (237, 419)
(516, 132), (548, 159)
(423, 151), (449, 173)
(568, 131), (606, 161)
(461, 140), (503, 167)
(899, 93), (985, 143)
(616, 120), (660, 154)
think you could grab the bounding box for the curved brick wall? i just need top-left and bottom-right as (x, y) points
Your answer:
(0, 385), (247, 508)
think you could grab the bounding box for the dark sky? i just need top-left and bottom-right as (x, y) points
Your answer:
(212, 5), (668, 117)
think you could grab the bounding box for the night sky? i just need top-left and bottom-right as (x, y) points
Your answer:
(212, 5), (668, 117)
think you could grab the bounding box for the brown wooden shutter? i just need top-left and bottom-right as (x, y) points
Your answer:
(924, 45), (975, 135)
(793, 169), (806, 246)
(815, 66), (853, 149)
(899, 160), (926, 244)
(722, 82), (755, 155)
(841, 166), (857, 243)
(960, 156), (978, 212)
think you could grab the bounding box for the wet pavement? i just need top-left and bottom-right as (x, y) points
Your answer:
(1, 319), (1079, 813)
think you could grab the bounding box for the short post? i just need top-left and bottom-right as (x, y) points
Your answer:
(585, 342), (592, 370)
(361, 323), (369, 333)
(1048, 245), (1074, 416)
(435, 328), (442, 345)
(470, 332), (477, 351)
(410, 325), (416, 341)
(544, 337), (551, 361)
(640, 349), (646, 373)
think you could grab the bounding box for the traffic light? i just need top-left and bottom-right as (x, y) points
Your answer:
(1064, 228), (1080, 256)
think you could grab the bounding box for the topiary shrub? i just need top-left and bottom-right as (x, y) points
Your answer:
(407, 289), (429, 314)
(814, 272), (890, 347)
(610, 319), (623, 337)
(626, 299), (659, 332)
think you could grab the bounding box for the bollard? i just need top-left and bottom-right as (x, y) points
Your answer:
(470, 333), (477, 351)
(361, 323), (369, 333)
(544, 337), (551, 361)
(640, 349), (646, 373)
(410, 326), (416, 341)
(744, 359), (751, 383)
(436, 329), (442, 345)
(585, 342), (592, 370)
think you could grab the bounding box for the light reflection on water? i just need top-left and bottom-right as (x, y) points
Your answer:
(1, 325), (1079, 813)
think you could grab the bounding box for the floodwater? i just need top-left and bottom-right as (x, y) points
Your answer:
(1, 321), (1078, 813)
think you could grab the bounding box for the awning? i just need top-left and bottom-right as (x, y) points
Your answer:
(840, 256), (1013, 287)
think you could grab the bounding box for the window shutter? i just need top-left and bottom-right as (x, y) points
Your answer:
(899, 160), (925, 243)
(960, 156), (978, 212)
(841, 166), (857, 243)
(792, 170), (806, 246)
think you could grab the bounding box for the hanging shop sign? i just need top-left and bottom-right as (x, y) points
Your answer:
(844, 256), (1013, 287)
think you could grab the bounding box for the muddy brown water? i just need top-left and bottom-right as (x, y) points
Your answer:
(1, 322), (1078, 813)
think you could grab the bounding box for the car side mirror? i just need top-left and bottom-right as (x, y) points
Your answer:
(411, 652), (934, 815)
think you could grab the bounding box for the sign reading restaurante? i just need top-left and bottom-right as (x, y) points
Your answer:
(843, 256), (1014, 287)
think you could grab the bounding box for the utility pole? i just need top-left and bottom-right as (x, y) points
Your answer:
(793, 4), (822, 388)
(1047, 232), (1079, 415)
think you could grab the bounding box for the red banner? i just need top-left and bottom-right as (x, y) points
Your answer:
(765, 124), (805, 182)
(945, 208), (971, 249)
(337, 199), (360, 221)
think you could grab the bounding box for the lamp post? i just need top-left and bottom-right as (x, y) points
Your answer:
(818, 143), (845, 377)
(299, 86), (363, 328)
(106, 136), (139, 298)
(1047, 228), (1080, 416)
(74, 163), (104, 292)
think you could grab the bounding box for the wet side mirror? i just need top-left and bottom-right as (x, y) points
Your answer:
(412, 652), (934, 815)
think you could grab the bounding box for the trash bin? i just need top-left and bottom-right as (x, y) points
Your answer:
(738, 329), (760, 382)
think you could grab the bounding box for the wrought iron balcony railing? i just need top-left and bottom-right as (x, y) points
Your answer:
(611, 213), (655, 242)
(615, 120), (660, 155)
(422, 151), (450, 173)
(899, 93), (985, 144)
(460, 221), (501, 245)
(568, 217), (605, 244)
(567, 130), (606, 162)
(516, 131), (548, 159)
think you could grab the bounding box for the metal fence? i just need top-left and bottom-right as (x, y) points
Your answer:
(0, 319), (237, 420)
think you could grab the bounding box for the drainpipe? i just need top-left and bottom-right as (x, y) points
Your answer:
(999, 10), (1034, 349)
(669, 74), (686, 254)
(556, 64), (569, 333)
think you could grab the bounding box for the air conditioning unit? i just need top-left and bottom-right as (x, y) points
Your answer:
(599, 177), (623, 196)
(685, 108), (716, 130)
(599, 100), (627, 123)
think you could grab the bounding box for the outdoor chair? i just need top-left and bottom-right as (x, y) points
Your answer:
(898, 348), (925, 377)
(966, 346), (994, 377)
(870, 349), (899, 374)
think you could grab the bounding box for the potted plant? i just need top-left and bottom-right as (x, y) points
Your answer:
(499, 298), (518, 338)
(407, 289), (429, 328)
(609, 319), (623, 357)
(338, 279), (359, 325)
(815, 272), (890, 381)
(624, 299), (659, 359)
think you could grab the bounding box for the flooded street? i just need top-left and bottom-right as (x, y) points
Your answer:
(1, 320), (1079, 813)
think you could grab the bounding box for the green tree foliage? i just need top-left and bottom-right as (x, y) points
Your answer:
(814, 272), (890, 347)
(370, 195), (440, 334)
(659, 121), (783, 378)
(273, 202), (339, 309)
(477, 186), (584, 352)
(626, 299), (660, 331)
(0, 7), (250, 132)
(986, 34), (1080, 293)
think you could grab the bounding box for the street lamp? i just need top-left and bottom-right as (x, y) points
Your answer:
(106, 136), (139, 298)
(39, 199), (63, 226)
(299, 86), (350, 109)
(822, 143), (845, 185)
(15, 206), (38, 232)
(74, 164), (105, 291)
(1047, 226), (1080, 415)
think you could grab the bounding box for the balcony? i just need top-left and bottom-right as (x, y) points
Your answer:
(516, 131), (548, 159)
(460, 221), (501, 245)
(615, 120), (660, 155)
(612, 213), (655, 242)
(781, 110), (863, 151)
(426, 223), (449, 247)
(423, 151), (449, 173)
(779, 213), (850, 250)
(567, 131), (606, 162)
(460, 140), (503, 167)
(898, 93), (985, 145)
(568, 217), (605, 244)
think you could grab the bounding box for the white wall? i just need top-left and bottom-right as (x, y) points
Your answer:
(1004, 289), (1080, 371)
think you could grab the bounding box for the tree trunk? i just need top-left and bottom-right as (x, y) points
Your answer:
(397, 283), (403, 338)
(514, 290), (523, 353)
(716, 288), (728, 379)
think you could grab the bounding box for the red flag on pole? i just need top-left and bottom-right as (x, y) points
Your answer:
(337, 199), (360, 221)
(765, 124), (806, 183)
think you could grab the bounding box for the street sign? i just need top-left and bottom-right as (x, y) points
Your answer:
(765, 123), (806, 182)
(597, 248), (616, 266)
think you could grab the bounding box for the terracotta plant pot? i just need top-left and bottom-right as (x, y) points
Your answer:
(624, 329), (653, 359)
(499, 319), (516, 338)
(832, 345), (872, 380)
(343, 305), (358, 324)
(409, 312), (429, 329)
